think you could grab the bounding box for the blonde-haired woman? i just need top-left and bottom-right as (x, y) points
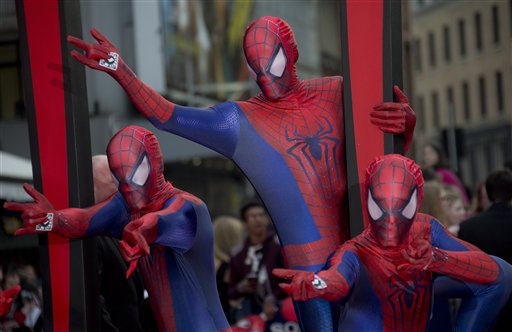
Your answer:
(441, 185), (467, 236)
(213, 216), (245, 323)
(420, 180), (448, 223)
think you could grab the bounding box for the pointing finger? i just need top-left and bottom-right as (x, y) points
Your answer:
(3, 202), (30, 212)
(22, 183), (47, 203)
(67, 36), (90, 51)
(273, 268), (299, 280)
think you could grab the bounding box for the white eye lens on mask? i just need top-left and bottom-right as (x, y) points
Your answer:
(401, 189), (417, 219)
(132, 155), (150, 186)
(269, 46), (286, 78)
(368, 190), (383, 221)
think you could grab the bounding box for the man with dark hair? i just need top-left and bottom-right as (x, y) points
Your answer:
(459, 169), (512, 331)
(229, 202), (285, 322)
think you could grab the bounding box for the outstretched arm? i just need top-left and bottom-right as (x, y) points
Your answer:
(370, 85), (416, 153)
(399, 219), (499, 284)
(68, 29), (239, 157)
(3, 183), (130, 239)
(273, 248), (359, 302)
(119, 195), (199, 277)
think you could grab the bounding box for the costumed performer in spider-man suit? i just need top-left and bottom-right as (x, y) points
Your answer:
(274, 154), (512, 332)
(4, 126), (230, 332)
(67, 16), (416, 331)
(0, 285), (21, 318)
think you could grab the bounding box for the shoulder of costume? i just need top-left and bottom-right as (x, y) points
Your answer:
(415, 213), (436, 224)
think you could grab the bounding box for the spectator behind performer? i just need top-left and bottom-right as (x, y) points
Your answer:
(422, 143), (469, 205)
(420, 180), (447, 224)
(92, 155), (118, 203)
(441, 185), (466, 236)
(229, 203), (285, 321)
(459, 169), (512, 331)
(92, 155), (146, 332)
(470, 181), (491, 216)
(213, 216), (245, 323)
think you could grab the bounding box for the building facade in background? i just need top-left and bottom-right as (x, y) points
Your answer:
(410, 0), (512, 187)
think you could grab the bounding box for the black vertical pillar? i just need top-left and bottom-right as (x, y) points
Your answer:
(341, 0), (403, 237)
(16, 0), (99, 330)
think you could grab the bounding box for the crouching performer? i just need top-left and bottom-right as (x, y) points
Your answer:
(274, 154), (512, 332)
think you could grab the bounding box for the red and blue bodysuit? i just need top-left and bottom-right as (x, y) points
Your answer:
(274, 154), (512, 331)
(67, 17), (415, 331)
(4, 126), (230, 332)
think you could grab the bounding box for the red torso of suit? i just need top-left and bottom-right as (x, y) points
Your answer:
(237, 76), (347, 268)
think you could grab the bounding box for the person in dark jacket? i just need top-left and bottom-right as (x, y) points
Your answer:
(229, 203), (285, 321)
(459, 169), (512, 331)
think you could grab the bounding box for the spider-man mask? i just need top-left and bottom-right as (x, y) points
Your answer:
(243, 16), (299, 101)
(106, 126), (167, 212)
(364, 155), (424, 248)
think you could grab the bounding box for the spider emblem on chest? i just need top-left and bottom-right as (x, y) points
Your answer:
(284, 116), (340, 187)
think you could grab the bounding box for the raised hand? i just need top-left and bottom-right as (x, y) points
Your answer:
(119, 214), (159, 278)
(398, 222), (435, 271)
(0, 285), (21, 317)
(370, 86), (416, 152)
(4, 183), (56, 236)
(67, 28), (121, 74)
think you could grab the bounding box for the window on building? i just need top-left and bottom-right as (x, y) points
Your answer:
(428, 31), (436, 67)
(443, 25), (451, 62)
(416, 96), (425, 132)
(479, 76), (487, 117)
(496, 71), (504, 112)
(462, 81), (471, 121)
(447, 86), (455, 123)
(458, 19), (466, 57)
(493, 5), (500, 45)
(432, 91), (440, 127)
(475, 12), (483, 51)
(414, 38), (422, 72)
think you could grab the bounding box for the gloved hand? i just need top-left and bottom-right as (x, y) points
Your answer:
(119, 213), (158, 278)
(398, 222), (436, 271)
(273, 267), (349, 301)
(370, 85), (416, 152)
(68, 28), (123, 76)
(3, 183), (87, 237)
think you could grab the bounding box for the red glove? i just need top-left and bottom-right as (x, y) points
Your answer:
(398, 222), (435, 271)
(399, 221), (499, 283)
(3, 183), (87, 237)
(273, 268), (349, 302)
(68, 28), (123, 76)
(370, 85), (416, 152)
(119, 214), (159, 279)
(0, 285), (21, 317)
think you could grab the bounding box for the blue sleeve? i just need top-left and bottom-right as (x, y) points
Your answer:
(336, 251), (360, 290)
(85, 192), (131, 239)
(430, 219), (471, 251)
(151, 102), (240, 158)
(154, 198), (198, 253)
